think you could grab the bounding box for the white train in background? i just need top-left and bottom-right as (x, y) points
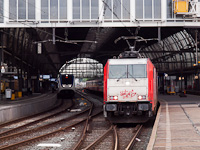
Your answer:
(57, 74), (75, 98)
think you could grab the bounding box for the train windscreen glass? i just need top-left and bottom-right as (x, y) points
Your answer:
(61, 75), (74, 85)
(128, 64), (147, 78)
(109, 65), (127, 79)
(109, 64), (147, 79)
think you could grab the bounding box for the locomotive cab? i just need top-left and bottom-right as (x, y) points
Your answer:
(104, 58), (157, 123)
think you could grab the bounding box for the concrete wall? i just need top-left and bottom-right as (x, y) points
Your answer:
(0, 94), (60, 123)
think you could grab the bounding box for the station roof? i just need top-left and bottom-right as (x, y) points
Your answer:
(1, 27), (199, 77)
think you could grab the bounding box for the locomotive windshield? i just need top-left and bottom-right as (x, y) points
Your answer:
(60, 74), (74, 85)
(109, 64), (147, 79)
(128, 64), (146, 78)
(109, 65), (127, 79)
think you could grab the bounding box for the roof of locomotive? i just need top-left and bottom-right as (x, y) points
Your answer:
(108, 58), (149, 65)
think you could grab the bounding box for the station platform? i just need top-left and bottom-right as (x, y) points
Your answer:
(148, 94), (200, 150)
(0, 92), (59, 123)
(0, 93), (53, 104)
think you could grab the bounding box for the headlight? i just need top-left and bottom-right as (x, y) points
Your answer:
(106, 104), (117, 111)
(138, 95), (146, 100)
(114, 96), (118, 100)
(110, 96), (118, 100)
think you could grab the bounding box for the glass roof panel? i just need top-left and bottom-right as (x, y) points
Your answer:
(59, 58), (103, 78)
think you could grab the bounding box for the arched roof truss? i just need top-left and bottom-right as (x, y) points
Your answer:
(1, 28), (58, 77)
(141, 30), (196, 73)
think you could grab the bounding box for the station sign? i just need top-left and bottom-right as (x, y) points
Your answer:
(37, 43), (42, 54)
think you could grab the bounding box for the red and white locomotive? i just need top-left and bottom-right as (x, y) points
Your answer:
(103, 53), (158, 123)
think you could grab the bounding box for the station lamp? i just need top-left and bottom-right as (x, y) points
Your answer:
(1, 66), (5, 73)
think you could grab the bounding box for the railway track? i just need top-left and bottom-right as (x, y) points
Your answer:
(72, 90), (145, 150)
(0, 93), (100, 150)
(78, 122), (143, 150)
(0, 91), (154, 149)
(0, 100), (73, 136)
(123, 125), (143, 150)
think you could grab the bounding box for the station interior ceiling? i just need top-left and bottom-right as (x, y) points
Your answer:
(1, 27), (200, 78)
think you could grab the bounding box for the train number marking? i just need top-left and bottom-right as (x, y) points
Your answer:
(120, 90), (136, 99)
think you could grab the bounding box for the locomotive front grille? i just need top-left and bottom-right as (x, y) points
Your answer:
(105, 102), (152, 117)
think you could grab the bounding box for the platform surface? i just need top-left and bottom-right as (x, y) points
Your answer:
(0, 93), (47, 108)
(0, 92), (58, 123)
(148, 94), (200, 150)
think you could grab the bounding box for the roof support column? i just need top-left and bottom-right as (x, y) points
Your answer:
(10, 54), (15, 91)
(158, 27), (161, 42)
(19, 44), (24, 93)
(195, 30), (198, 65)
(53, 28), (55, 44)
(0, 31), (3, 99)
(26, 65), (31, 95)
(198, 71), (200, 90)
(23, 68), (27, 94)
(19, 62), (23, 93)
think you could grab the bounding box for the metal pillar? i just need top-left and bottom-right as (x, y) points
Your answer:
(53, 28), (56, 45)
(180, 56), (183, 92)
(158, 27), (161, 42)
(19, 52), (23, 93)
(195, 30), (198, 65)
(197, 70), (200, 91)
(0, 31), (2, 100)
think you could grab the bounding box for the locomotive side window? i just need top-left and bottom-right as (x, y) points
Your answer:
(61, 75), (74, 85)
(109, 65), (127, 79)
(128, 64), (147, 78)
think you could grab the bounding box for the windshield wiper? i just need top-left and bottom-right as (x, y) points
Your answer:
(128, 72), (137, 81)
(117, 72), (126, 82)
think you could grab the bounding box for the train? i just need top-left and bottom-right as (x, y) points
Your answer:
(85, 77), (103, 93)
(57, 74), (75, 98)
(103, 56), (158, 123)
(85, 55), (158, 123)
